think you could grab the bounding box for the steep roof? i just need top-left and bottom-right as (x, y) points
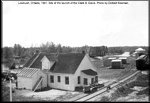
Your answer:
(30, 53), (44, 68)
(17, 68), (40, 78)
(23, 52), (57, 69)
(51, 53), (85, 74)
(82, 69), (97, 76)
(23, 52), (85, 74)
(23, 53), (39, 67)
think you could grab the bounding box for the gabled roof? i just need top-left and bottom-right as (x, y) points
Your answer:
(30, 53), (45, 68)
(17, 68), (40, 78)
(51, 53), (85, 74)
(136, 55), (146, 60)
(82, 69), (97, 76)
(23, 52), (57, 69)
(45, 53), (57, 61)
(23, 52), (85, 74)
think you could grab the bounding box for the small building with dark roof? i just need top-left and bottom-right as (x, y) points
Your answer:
(89, 46), (108, 57)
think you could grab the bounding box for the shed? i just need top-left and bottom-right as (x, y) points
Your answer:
(111, 59), (123, 69)
(17, 68), (47, 91)
(119, 57), (127, 64)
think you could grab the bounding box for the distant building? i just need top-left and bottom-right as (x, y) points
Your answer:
(111, 59), (123, 69)
(118, 57), (127, 64)
(133, 48), (146, 58)
(89, 46), (108, 57)
(136, 54), (150, 71)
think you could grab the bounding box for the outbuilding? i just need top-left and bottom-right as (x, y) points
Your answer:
(119, 57), (127, 64)
(134, 48), (146, 58)
(111, 59), (123, 69)
(17, 68), (47, 91)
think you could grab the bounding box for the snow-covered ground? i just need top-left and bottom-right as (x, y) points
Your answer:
(23, 89), (67, 100)
(14, 89), (80, 101)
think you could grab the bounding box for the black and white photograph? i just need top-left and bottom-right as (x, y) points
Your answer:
(2, 0), (149, 102)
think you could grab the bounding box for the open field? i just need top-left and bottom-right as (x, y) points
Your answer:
(97, 66), (136, 82)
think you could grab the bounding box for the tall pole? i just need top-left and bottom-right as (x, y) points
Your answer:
(10, 78), (12, 101)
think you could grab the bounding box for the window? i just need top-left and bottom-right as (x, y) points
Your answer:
(95, 76), (98, 83)
(84, 78), (88, 85)
(91, 78), (94, 84)
(58, 76), (61, 82)
(50, 75), (54, 83)
(65, 77), (69, 85)
(78, 76), (80, 84)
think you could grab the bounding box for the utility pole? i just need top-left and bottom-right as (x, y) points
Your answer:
(10, 77), (12, 101)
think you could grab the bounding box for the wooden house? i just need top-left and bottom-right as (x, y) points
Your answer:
(17, 52), (99, 91)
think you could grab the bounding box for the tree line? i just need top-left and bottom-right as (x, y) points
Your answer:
(2, 41), (148, 67)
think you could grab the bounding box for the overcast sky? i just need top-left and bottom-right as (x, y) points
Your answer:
(2, 1), (148, 48)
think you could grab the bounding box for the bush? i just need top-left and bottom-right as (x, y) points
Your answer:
(110, 86), (134, 101)
(117, 86), (134, 97)
(100, 96), (110, 102)
(127, 74), (149, 88)
(136, 87), (149, 96)
(2, 83), (10, 101)
(136, 74), (149, 82)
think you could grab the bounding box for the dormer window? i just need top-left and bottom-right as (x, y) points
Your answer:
(41, 56), (51, 70)
(41, 56), (55, 70)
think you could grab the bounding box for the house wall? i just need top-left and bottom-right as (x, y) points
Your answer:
(111, 61), (122, 69)
(17, 76), (33, 90)
(48, 73), (75, 91)
(47, 54), (98, 91)
(17, 70), (48, 91)
(32, 70), (47, 90)
(74, 54), (98, 87)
